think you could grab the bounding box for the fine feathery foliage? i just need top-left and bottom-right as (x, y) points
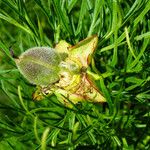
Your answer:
(0, 0), (150, 149)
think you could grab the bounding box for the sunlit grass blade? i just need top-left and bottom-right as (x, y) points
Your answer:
(125, 27), (136, 59)
(53, 0), (73, 36)
(88, 0), (104, 36)
(127, 39), (149, 71)
(135, 31), (150, 40)
(75, 0), (87, 36)
(0, 11), (32, 35)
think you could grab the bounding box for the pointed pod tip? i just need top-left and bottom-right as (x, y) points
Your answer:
(55, 40), (71, 54)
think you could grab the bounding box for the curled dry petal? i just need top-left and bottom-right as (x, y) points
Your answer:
(55, 74), (106, 106)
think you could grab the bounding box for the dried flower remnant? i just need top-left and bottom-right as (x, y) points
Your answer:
(15, 35), (106, 105)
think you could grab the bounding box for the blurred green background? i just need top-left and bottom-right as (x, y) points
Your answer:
(0, 0), (150, 149)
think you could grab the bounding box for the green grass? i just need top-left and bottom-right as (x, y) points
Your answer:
(0, 0), (150, 149)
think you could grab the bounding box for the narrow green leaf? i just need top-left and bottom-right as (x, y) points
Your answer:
(128, 39), (149, 70)
(0, 40), (14, 61)
(67, 0), (78, 13)
(134, 0), (150, 27)
(88, 0), (104, 36)
(33, 0), (55, 30)
(135, 31), (150, 40)
(99, 76), (113, 114)
(100, 32), (126, 53)
(125, 27), (136, 59)
(0, 11), (32, 35)
(41, 127), (50, 150)
(53, 0), (72, 35)
(75, 0), (87, 36)
(0, 69), (18, 74)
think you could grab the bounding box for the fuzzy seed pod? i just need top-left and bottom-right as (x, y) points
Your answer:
(15, 47), (61, 86)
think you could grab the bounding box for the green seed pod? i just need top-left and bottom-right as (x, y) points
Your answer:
(16, 47), (61, 86)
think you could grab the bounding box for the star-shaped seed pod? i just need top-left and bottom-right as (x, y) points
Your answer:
(15, 35), (106, 105)
(54, 35), (106, 105)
